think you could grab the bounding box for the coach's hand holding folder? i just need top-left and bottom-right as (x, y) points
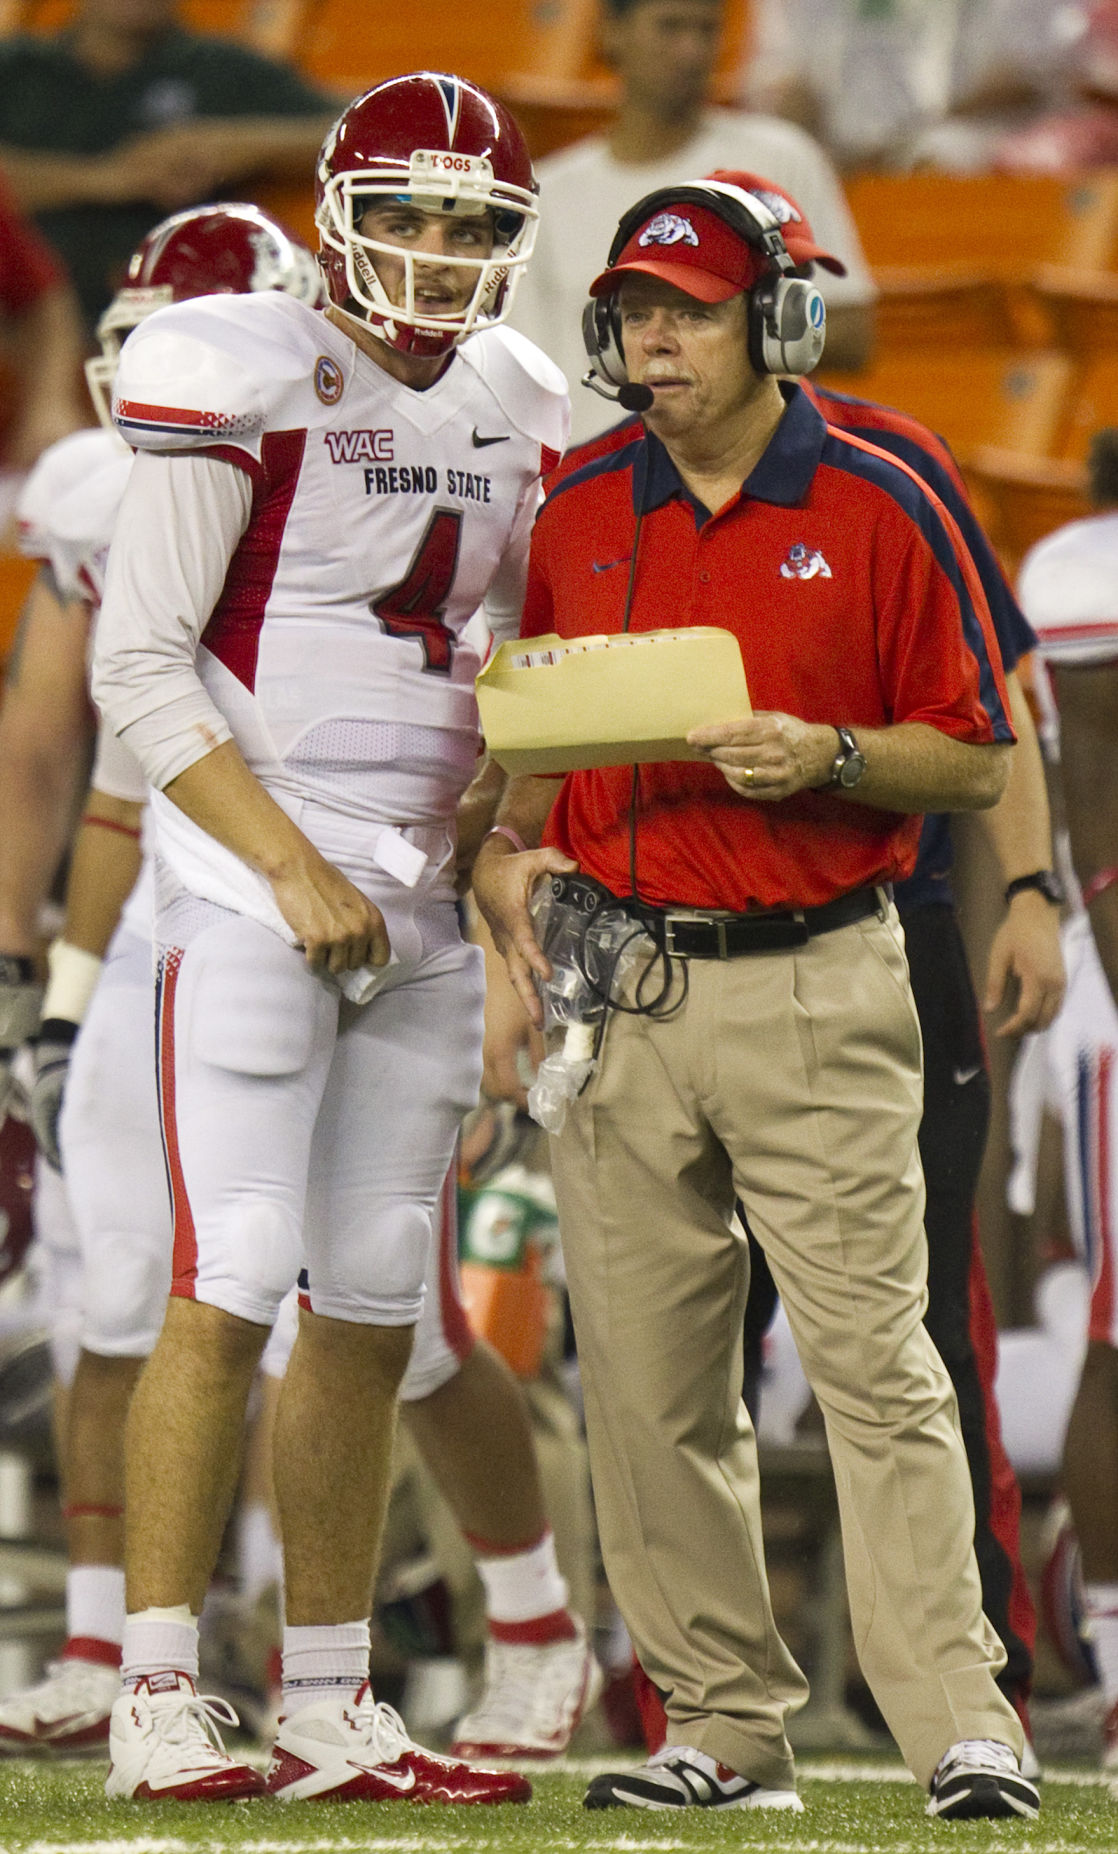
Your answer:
(475, 627), (751, 774)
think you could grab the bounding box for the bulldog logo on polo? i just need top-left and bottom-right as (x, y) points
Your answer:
(638, 212), (700, 248)
(780, 542), (832, 580)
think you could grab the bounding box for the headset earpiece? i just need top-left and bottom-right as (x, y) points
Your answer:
(582, 179), (828, 393)
(748, 271), (827, 376)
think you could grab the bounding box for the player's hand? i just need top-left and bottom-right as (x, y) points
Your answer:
(984, 890), (1066, 1037)
(482, 958), (545, 1107)
(28, 1020), (79, 1171)
(270, 850), (391, 977)
(687, 712), (836, 800)
(472, 839), (577, 1029)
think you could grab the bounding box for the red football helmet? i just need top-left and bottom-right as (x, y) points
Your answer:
(315, 72), (538, 357)
(85, 202), (324, 428)
(0, 1112), (34, 1291)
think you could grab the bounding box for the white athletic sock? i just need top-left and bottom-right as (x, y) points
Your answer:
(65, 1565), (125, 1654)
(1084, 1582), (1118, 1704)
(236, 1501), (284, 1608)
(469, 1529), (574, 1640)
(121, 1606), (199, 1689)
(281, 1620), (371, 1717)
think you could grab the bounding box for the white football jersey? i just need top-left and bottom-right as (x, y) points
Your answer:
(17, 427), (132, 610)
(96, 294), (568, 856)
(1018, 512), (1118, 668)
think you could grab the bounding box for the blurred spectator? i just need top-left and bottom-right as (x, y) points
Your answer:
(0, 172), (87, 524)
(0, 0), (337, 329)
(995, 1), (1118, 170)
(508, 0), (875, 445)
(744, 0), (1086, 172)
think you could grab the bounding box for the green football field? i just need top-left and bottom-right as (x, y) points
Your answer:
(0, 1759), (1114, 1854)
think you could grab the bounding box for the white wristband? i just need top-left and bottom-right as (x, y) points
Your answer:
(42, 939), (104, 1028)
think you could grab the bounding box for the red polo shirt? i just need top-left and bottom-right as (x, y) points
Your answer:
(522, 386), (1013, 912)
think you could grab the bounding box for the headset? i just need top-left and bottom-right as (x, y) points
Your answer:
(582, 178), (827, 408)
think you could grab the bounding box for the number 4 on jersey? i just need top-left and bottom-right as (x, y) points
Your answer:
(371, 508), (463, 672)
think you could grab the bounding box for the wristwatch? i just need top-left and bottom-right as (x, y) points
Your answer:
(1004, 869), (1064, 906)
(826, 726), (867, 790)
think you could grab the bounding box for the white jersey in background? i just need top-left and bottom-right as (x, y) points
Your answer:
(1016, 511), (1118, 1349)
(94, 293), (567, 945)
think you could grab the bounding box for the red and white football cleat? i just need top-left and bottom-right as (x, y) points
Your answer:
(0, 1653), (120, 1756)
(450, 1620), (603, 1759)
(105, 1672), (266, 1800)
(266, 1683), (531, 1803)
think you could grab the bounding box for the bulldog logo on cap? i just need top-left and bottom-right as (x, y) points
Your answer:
(638, 212), (700, 249)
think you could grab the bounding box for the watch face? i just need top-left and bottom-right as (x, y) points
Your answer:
(838, 751), (866, 788)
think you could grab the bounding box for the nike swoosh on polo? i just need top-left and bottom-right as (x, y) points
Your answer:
(592, 557), (630, 573)
(471, 429), (510, 448)
(953, 1064), (983, 1086)
(356, 1762), (417, 1791)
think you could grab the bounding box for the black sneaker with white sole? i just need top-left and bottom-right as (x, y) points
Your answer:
(926, 1739), (1040, 1820)
(584, 1745), (802, 1812)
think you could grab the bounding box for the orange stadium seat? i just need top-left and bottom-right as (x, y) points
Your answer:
(816, 349), (1074, 469)
(1030, 265), (1118, 357)
(294, 0), (540, 101)
(966, 359), (1118, 562)
(6, 1), (303, 46)
(845, 171), (1118, 350)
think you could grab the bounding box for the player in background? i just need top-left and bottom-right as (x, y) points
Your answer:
(90, 74), (575, 1806)
(1017, 426), (1118, 1778)
(0, 201), (599, 1766)
(511, 169), (1064, 1764)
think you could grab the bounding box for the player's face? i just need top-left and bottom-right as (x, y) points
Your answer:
(603, 0), (723, 119)
(617, 273), (760, 438)
(356, 201), (496, 321)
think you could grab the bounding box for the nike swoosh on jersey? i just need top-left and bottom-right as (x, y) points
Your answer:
(471, 429), (510, 447)
(953, 1064), (984, 1087)
(352, 1761), (417, 1791)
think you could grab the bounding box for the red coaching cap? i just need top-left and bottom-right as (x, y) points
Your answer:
(589, 168), (847, 303)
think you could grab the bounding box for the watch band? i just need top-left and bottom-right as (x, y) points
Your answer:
(1003, 869), (1063, 906)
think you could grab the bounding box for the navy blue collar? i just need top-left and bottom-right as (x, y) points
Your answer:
(632, 383), (827, 520)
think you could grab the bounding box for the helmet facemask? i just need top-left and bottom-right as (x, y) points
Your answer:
(316, 148), (538, 357)
(85, 286), (174, 431)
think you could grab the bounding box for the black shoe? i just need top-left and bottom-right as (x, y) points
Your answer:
(584, 1746), (802, 1812)
(926, 1740), (1040, 1819)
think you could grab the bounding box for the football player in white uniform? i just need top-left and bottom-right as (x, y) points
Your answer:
(3, 209), (598, 1763)
(0, 202), (322, 1756)
(92, 75), (572, 1805)
(1017, 427), (1118, 1779)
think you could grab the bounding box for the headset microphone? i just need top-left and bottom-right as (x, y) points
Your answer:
(581, 367), (654, 412)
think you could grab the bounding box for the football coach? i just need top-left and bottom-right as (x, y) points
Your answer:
(472, 172), (1039, 1823)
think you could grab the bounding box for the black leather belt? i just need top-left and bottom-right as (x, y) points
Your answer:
(641, 885), (888, 958)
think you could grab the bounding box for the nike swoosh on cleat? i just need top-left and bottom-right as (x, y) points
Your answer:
(356, 1762), (417, 1791)
(472, 430), (510, 448)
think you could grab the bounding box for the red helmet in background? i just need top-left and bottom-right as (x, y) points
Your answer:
(85, 202), (324, 428)
(315, 72), (538, 358)
(0, 1113), (34, 1291)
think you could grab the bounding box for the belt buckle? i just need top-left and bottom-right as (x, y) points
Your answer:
(662, 913), (731, 957)
(661, 914), (689, 958)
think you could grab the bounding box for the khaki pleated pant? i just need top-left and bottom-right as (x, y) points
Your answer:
(549, 904), (1021, 1790)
